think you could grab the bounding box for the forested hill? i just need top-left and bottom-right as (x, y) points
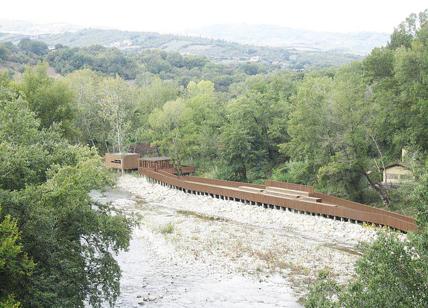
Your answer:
(0, 32), (359, 92)
(0, 28), (360, 69)
(0, 38), (283, 91)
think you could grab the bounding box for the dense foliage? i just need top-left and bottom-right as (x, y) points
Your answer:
(305, 11), (428, 307)
(141, 10), (427, 213)
(0, 73), (132, 306)
(305, 158), (428, 307)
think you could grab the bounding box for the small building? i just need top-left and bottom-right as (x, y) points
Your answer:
(105, 153), (139, 170)
(382, 163), (413, 186)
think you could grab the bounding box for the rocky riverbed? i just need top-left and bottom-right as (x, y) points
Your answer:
(93, 174), (379, 307)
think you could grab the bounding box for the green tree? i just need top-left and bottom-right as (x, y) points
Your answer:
(220, 74), (294, 181)
(284, 74), (334, 185)
(65, 70), (141, 153)
(19, 64), (76, 138)
(0, 208), (34, 308)
(0, 76), (132, 307)
(388, 10), (427, 50)
(305, 158), (428, 308)
(18, 39), (48, 56)
(146, 80), (222, 170)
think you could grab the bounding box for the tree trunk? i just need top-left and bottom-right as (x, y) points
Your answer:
(362, 171), (390, 208)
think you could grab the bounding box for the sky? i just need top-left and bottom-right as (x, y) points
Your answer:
(0, 0), (426, 34)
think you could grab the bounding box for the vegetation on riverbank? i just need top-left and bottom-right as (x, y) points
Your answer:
(306, 160), (428, 307)
(0, 73), (132, 306)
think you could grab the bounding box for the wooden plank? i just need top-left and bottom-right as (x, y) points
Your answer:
(265, 186), (310, 196)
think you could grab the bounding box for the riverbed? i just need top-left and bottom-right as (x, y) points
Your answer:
(94, 174), (378, 307)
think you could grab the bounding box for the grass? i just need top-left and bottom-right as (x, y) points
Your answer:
(176, 210), (229, 222)
(160, 222), (174, 234)
(322, 243), (363, 256)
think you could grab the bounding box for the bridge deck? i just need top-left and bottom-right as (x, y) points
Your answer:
(138, 167), (417, 233)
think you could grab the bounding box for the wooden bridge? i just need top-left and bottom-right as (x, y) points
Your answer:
(104, 153), (417, 232)
(138, 168), (416, 233)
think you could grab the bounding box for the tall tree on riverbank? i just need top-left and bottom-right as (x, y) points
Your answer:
(19, 63), (76, 139)
(220, 73), (296, 181)
(146, 80), (222, 170)
(0, 75), (132, 306)
(305, 9), (428, 307)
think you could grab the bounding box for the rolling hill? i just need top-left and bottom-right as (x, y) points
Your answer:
(0, 26), (362, 69)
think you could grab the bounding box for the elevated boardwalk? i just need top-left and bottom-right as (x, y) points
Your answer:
(138, 168), (416, 232)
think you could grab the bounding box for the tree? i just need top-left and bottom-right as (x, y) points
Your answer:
(220, 74), (293, 181)
(285, 74), (335, 185)
(97, 77), (138, 153)
(19, 64), (76, 139)
(305, 158), (428, 308)
(0, 77), (132, 306)
(388, 10), (428, 50)
(0, 208), (34, 308)
(146, 80), (222, 170)
(18, 39), (48, 56)
(65, 70), (141, 153)
(148, 98), (186, 168)
(47, 45), (139, 79)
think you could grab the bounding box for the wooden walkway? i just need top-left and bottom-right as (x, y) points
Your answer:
(139, 168), (417, 233)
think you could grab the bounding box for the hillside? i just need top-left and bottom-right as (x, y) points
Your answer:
(0, 28), (360, 69)
(184, 24), (390, 55)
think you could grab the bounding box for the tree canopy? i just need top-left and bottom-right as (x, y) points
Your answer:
(0, 71), (132, 307)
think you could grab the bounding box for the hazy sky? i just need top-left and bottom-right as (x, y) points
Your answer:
(1, 0), (426, 33)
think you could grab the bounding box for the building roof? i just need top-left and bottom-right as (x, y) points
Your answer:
(140, 156), (171, 161)
(383, 163), (410, 170)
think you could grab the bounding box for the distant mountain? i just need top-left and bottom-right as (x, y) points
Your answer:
(183, 24), (390, 55)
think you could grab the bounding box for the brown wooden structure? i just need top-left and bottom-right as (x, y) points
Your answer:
(139, 157), (195, 175)
(138, 167), (416, 233)
(139, 157), (173, 170)
(105, 153), (139, 170)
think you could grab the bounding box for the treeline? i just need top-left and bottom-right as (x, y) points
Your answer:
(306, 11), (428, 307)
(2, 27), (361, 68)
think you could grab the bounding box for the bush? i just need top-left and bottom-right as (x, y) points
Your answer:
(160, 223), (174, 234)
